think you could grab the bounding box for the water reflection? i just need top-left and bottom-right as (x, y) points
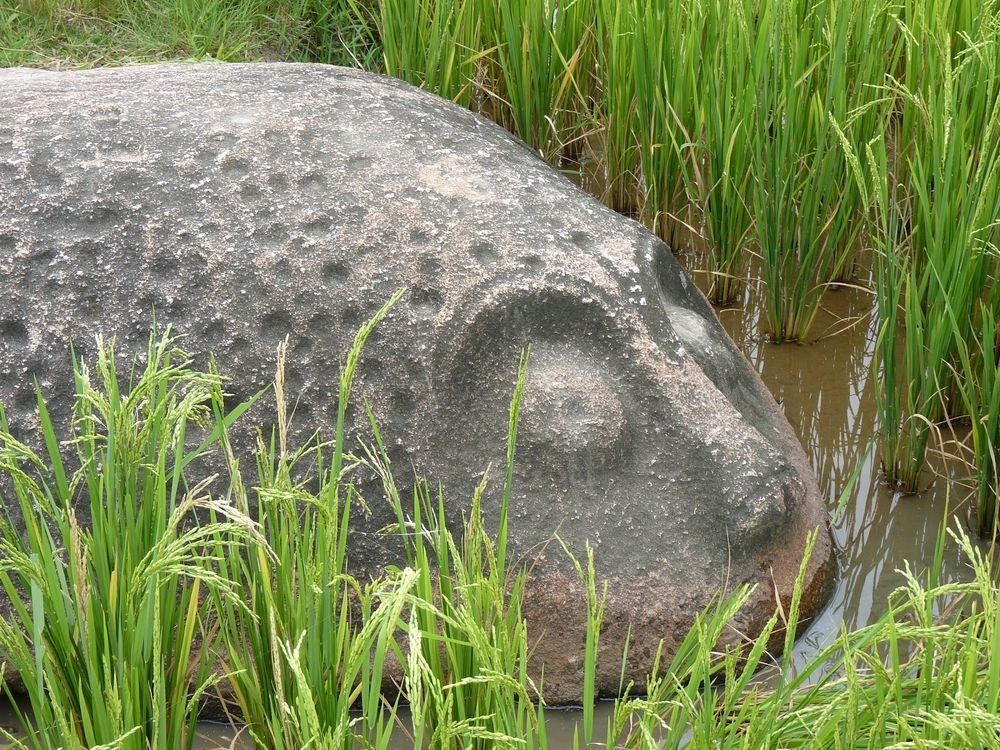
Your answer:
(720, 281), (878, 498)
(712, 273), (981, 670)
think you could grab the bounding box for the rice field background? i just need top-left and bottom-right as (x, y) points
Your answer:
(4, 0), (1000, 747)
(370, 0), (1000, 530)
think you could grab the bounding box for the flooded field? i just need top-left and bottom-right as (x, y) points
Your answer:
(713, 272), (982, 670)
(193, 279), (986, 746)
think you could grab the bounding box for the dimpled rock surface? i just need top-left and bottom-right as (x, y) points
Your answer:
(0, 63), (832, 702)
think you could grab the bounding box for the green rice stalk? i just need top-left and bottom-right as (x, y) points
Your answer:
(859, 9), (1000, 490)
(377, 0), (483, 107)
(629, 0), (697, 245)
(670, 0), (756, 303)
(749, 520), (1000, 747)
(940, 305), (1000, 538)
(0, 332), (257, 750)
(826, 0), (903, 284)
(549, 0), (598, 159)
(592, 0), (638, 215)
(493, 0), (593, 160)
(367, 348), (543, 749)
(211, 290), (410, 750)
(557, 540), (605, 749)
(753, 0), (895, 342)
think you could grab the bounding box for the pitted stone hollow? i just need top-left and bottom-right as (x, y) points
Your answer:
(0, 62), (833, 705)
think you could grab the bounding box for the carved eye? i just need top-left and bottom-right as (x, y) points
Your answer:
(434, 282), (634, 472)
(519, 344), (627, 469)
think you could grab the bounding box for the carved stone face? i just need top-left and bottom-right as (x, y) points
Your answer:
(0, 63), (832, 702)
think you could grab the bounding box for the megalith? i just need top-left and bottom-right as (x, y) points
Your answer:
(0, 63), (833, 702)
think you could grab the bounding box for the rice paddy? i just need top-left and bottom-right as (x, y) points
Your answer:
(366, 0), (1000, 531)
(5, 0), (1000, 746)
(10, 0), (994, 525)
(0, 6), (989, 490)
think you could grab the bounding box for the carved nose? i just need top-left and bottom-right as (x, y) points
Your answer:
(621, 331), (803, 553)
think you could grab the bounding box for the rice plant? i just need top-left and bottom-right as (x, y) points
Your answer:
(668, 0), (756, 304)
(363, 350), (549, 750)
(853, 9), (1000, 492)
(592, 0), (638, 214)
(601, 530), (818, 749)
(374, 0), (596, 150)
(849, 135), (910, 492)
(948, 305), (1000, 537)
(600, 511), (1000, 748)
(493, 0), (593, 160)
(738, 523), (999, 747)
(281, 0), (381, 67)
(547, 0), (597, 158)
(826, 0), (903, 283)
(377, 0), (484, 107)
(627, 0), (697, 243)
(210, 290), (413, 750)
(560, 541), (604, 749)
(1, 323), (999, 748)
(752, 0), (891, 342)
(0, 333), (258, 750)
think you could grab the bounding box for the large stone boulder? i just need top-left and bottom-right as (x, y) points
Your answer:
(0, 63), (832, 702)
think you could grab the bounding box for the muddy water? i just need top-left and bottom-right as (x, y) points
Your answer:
(0, 270), (982, 748)
(188, 705), (619, 750)
(710, 271), (980, 671)
(0, 703), (618, 749)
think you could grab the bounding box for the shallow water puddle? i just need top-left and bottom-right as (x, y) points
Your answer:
(714, 276), (981, 670)
(0, 703), (618, 749)
(185, 705), (618, 750)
